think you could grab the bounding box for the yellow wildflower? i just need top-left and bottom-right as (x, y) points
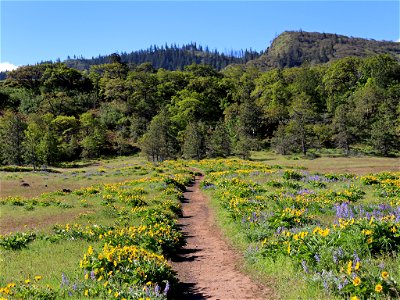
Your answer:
(375, 283), (383, 293)
(354, 262), (361, 271)
(382, 271), (389, 279)
(84, 289), (89, 296)
(353, 277), (361, 286)
(347, 260), (352, 275)
(350, 296), (359, 300)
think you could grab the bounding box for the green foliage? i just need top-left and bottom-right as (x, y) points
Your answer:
(140, 110), (178, 162)
(0, 232), (36, 250)
(194, 159), (400, 299)
(182, 122), (205, 160)
(206, 122), (231, 158)
(1, 46), (400, 166)
(0, 111), (26, 165)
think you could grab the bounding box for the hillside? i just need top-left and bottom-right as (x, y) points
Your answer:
(249, 31), (400, 70)
(63, 43), (260, 71)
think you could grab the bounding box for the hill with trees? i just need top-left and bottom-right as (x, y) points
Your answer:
(249, 31), (400, 70)
(1, 31), (400, 167)
(63, 43), (260, 71)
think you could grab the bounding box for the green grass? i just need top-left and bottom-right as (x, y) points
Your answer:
(204, 186), (331, 299)
(0, 239), (101, 287)
(193, 157), (400, 299)
(250, 151), (400, 175)
(1, 154), (399, 299)
(0, 157), (193, 299)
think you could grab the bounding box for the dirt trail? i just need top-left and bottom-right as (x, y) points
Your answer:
(171, 175), (273, 300)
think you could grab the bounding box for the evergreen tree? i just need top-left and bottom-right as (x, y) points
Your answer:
(206, 122), (231, 158)
(0, 111), (26, 165)
(140, 110), (178, 162)
(331, 104), (357, 154)
(182, 122), (205, 160)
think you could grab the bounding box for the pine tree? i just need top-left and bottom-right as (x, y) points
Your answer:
(0, 111), (26, 165)
(206, 122), (231, 158)
(140, 110), (178, 162)
(182, 122), (205, 160)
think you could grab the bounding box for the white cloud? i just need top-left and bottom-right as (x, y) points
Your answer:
(0, 62), (18, 72)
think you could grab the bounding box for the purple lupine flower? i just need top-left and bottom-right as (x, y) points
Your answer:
(251, 211), (258, 222)
(353, 251), (360, 267)
(155, 284), (161, 296)
(90, 270), (96, 280)
(72, 283), (77, 291)
(379, 262), (385, 270)
(323, 281), (329, 291)
(61, 272), (69, 287)
(297, 189), (315, 195)
(301, 260), (309, 273)
(333, 252), (338, 264)
(163, 281), (170, 295)
(314, 254), (321, 263)
(334, 202), (354, 220)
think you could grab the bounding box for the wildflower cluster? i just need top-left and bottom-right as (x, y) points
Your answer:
(1, 161), (193, 299)
(198, 159), (400, 299)
(0, 232), (36, 250)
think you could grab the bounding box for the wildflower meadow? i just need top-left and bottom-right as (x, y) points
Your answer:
(193, 159), (400, 299)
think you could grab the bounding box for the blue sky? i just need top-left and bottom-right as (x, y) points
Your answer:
(1, 1), (399, 71)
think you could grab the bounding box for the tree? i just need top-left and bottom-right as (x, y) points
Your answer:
(41, 63), (92, 93)
(80, 112), (107, 159)
(287, 93), (317, 155)
(182, 122), (205, 160)
(51, 115), (80, 160)
(0, 111), (26, 165)
(351, 79), (385, 140)
(271, 124), (293, 155)
(369, 102), (399, 156)
(331, 104), (357, 154)
(6, 64), (50, 91)
(23, 122), (43, 169)
(252, 69), (290, 128)
(322, 57), (361, 113)
(234, 129), (254, 160)
(140, 110), (178, 162)
(206, 122), (231, 158)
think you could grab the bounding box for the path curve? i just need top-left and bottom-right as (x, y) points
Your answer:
(171, 175), (273, 299)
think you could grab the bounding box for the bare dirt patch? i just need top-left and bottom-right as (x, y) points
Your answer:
(171, 175), (274, 299)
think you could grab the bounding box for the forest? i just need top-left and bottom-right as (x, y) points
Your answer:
(0, 49), (399, 168)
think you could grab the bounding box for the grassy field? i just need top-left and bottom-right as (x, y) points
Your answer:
(0, 157), (193, 299)
(0, 152), (399, 299)
(251, 151), (399, 174)
(191, 157), (400, 299)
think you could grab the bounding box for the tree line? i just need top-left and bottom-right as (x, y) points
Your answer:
(64, 43), (261, 72)
(0, 53), (399, 167)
